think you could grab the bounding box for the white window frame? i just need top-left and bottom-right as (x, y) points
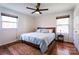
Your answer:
(1, 13), (18, 29)
(56, 16), (69, 34)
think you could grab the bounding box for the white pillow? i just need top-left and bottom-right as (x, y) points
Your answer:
(36, 29), (41, 32)
(41, 29), (49, 33)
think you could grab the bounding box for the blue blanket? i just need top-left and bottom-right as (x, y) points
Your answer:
(20, 36), (48, 53)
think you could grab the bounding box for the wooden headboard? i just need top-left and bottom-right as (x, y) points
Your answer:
(37, 27), (56, 33)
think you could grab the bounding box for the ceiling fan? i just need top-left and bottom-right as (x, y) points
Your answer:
(26, 3), (48, 14)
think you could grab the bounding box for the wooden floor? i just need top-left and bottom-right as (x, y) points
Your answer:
(50, 41), (79, 55)
(0, 41), (79, 55)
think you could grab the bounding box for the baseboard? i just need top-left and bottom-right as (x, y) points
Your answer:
(56, 40), (74, 44)
(0, 40), (20, 47)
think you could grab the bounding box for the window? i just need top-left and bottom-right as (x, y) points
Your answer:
(1, 13), (18, 28)
(56, 16), (69, 34)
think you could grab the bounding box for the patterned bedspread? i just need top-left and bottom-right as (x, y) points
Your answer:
(20, 32), (55, 53)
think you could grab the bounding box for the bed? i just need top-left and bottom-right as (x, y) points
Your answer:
(20, 27), (56, 53)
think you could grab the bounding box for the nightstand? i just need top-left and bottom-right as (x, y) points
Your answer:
(57, 34), (64, 42)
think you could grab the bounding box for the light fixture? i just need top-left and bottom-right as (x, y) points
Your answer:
(35, 11), (39, 14)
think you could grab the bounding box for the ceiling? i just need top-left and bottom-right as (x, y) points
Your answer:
(0, 3), (77, 16)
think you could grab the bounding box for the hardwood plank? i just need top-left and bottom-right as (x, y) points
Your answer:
(50, 41), (79, 55)
(0, 40), (78, 55)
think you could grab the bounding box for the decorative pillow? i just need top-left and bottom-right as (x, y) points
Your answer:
(48, 29), (53, 33)
(36, 29), (41, 32)
(40, 29), (49, 33)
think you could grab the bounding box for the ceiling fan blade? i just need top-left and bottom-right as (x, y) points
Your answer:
(39, 9), (48, 11)
(39, 11), (42, 14)
(32, 11), (36, 14)
(26, 7), (36, 10)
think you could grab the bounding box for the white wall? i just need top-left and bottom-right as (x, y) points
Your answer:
(0, 6), (74, 45)
(35, 10), (74, 42)
(0, 6), (36, 45)
(35, 14), (56, 27)
(73, 5), (79, 51)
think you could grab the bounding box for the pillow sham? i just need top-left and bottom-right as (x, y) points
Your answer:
(40, 29), (49, 33)
(48, 29), (53, 33)
(36, 29), (41, 32)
